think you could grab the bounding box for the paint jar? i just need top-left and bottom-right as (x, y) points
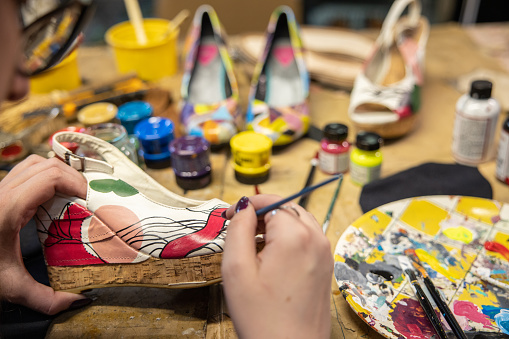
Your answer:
(117, 101), (153, 135)
(350, 132), (383, 185)
(452, 80), (501, 166)
(496, 117), (509, 185)
(83, 123), (138, 165)
(230, 131), (272, 184)
(135, 117), (174, 169)
(30, 50), (81, 94)
(77, 102), (118, 127)
(0, 141), (27, 164)
(170, 136), (211, 190)
(105, 19), (179, 81)
(319, 123), (350, 174)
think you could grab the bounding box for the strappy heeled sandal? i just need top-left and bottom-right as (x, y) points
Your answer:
(348, 0), (429, 138)
(35, 131), (230, 293)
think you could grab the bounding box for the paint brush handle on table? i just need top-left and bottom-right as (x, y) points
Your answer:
(255, 174), (342, 217)
(297, 153), (318, 209)
(322, 175), (343, 234)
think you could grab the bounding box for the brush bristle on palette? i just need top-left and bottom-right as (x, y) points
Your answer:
(334, 195), (509, 338)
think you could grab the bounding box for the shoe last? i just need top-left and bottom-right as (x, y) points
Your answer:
(180, 5), (240, 146)
(348, 0), (429, 139)
(246, 6), (310, 146)
(36, 132), (229, 269)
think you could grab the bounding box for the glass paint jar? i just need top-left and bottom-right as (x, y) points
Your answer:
(319, 123), (350, 174)
(83, 123), (138, 165)
(452, 80), (500, 166)
(350, 132), (383, 185)
(496, 117), (509, 184)
(170, 136), (212, 190)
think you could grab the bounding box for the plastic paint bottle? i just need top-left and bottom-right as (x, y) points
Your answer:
(230, 131), (272, 184)
(496, 117), (509, 184)
(319, 123), (350, 174)
(170, 136), (212, 190)
(135, 117), (174, 169)
(452, 80), (501, 166)
(350, 132), (383, 185)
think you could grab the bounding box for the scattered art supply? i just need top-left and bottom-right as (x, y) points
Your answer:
(334, 196), (509, 338)
(318, 123), (350, 174)
(298, 152), (318, 208)
(398, 256), (448, 339)
(322, 174), (343, 234)
(169, 136), (211, 190)
(77, 102), (118, 126)
(350, 131), (383, 185)
(255, 174), (341, 217)
(230, 131), (272, 185)
(134, 117), (174, 169)
(123, 0), (147, 45)
(496, 116), (509, 185)
(83, 123), (138, 165)
(116, 101), (153, 135)
(452, 80), (500, 166)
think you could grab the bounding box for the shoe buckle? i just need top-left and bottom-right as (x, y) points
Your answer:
(65, 152), (86, 171)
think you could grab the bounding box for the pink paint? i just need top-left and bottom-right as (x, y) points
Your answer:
(273, 46), (294, 66)
(485, 241), (509, 261)
(197, 45), (218, 65)
(453, 300), (493, 328)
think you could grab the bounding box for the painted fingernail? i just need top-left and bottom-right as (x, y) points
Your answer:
(68, 298), (92, 311)
(235, 196), (249, 213)
(221, 210), (227, 219)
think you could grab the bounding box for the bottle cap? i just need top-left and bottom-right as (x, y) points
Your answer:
(470, 80), (492, 99)
(356, 132), (383, 151)
(323, 123), (348, 141)
(230, 131), (272, 184)
(170, 136), (212, 190)
(117, 101), (153, 135)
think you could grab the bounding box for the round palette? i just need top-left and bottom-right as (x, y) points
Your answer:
(334, 196), (509, 338)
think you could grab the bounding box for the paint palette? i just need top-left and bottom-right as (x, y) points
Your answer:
(334, 196), (509, 338)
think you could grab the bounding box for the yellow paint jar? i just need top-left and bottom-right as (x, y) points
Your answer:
(29, 50), (81, 94)
(77, 102), (118, 126)
(105, 19), (179, 81)
(230, 131), (272, 184)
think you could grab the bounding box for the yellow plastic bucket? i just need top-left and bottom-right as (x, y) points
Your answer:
(105, 19), (178, 81)
(29, 50), (81, 94)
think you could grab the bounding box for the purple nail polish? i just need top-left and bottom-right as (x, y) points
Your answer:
(235, 196), (249, 213)
(221, 210), (227, 219)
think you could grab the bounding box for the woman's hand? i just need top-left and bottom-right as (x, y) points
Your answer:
(0, 155), (90, 314)
(221, 195), (333, 339)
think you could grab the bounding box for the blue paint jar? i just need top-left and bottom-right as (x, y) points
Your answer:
(134, 117), (174, 168)
(117, 101), (153, 135)
(170, 136), (212, 190)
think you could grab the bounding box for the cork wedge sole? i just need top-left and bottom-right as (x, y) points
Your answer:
(45, 254), (223, 293)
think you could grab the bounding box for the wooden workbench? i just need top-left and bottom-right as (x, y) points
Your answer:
(45, 23), (509, 338)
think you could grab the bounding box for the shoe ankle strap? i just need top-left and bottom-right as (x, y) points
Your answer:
(378, 0), (421, 48)
(52, 132), (114, 174)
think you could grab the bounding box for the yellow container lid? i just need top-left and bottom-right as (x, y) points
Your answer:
(230, 131), (272, 176)
(77, 102), (118, 126)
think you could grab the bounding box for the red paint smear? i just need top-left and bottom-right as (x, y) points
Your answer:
(453, 300), (492, 328)
(391, 298), (438, 339)
(485, 241), (509, 261)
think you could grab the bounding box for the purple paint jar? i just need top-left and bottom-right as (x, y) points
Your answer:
(169, 136), (211, 190)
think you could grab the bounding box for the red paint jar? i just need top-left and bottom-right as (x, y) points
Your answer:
(319, 123), (350, 174)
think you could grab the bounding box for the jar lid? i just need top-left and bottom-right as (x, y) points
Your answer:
(323, 123), (348, 141)
(356, 132), (383, 151)
(470, 80), (492, 99)
(77, 102), (117, 125)
(117, 101), (153, 122)
(230, 131), (272, 153)
(170, 136), (211, 179)
(134, 117), (174, 141)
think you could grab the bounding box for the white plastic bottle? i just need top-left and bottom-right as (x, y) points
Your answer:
(452, 80), (500, 166)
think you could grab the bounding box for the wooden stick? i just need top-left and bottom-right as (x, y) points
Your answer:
(123, 0), (147, 45)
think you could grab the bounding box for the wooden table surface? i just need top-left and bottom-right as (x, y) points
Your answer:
(45, 23), (509, 338)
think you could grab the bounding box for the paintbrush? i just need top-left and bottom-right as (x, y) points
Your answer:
(255, 174), (341, 217)
(471, 266), (509, 292)
(297, 152), (319, 209)
(404, 250), (467, 339)
(322, 175), (343, 234)
(398, 256), (448, 339)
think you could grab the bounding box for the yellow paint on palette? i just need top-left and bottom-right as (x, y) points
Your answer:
(334, 254), (345, 263)
(486, 231), (509, 261)
(365, 248), (385, 264)
(458, 283), (499, 307)
(352, 209), (392, 239)
(455, 197), (500, 225)
(441, 243), (477, 267)
(415, 248), (465, 282)
(443, 226), (474, 244)
(400, 200), (448, 236)
(345, 294), (370, 314)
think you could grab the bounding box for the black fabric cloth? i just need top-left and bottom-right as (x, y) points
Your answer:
(359, 162), (493, 213)
(0, 219), (53, 339)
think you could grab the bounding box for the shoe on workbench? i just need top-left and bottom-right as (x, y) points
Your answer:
(35, 131), (229, 292)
